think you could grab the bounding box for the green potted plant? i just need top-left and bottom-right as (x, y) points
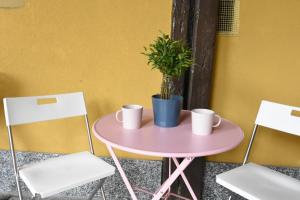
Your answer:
(143, 33), (192, 127)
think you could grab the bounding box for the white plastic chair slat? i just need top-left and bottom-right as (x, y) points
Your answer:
(19, 151), (115, 198)
(217, 100), (300, 200)
(3, 92), (87, 126)
(216, 163), (300, 200)
(255, 100), (300, 136)
(3, 92), (115, 199)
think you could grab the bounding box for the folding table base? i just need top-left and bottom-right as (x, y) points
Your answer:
(133, 187), (192, 200)
(106, 145), (198, 200)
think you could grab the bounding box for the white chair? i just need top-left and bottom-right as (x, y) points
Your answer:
(3, 92), (115, 200)
(216, 100), (300, 200)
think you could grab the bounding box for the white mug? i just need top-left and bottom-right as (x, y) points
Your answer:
(191, 109), (222, 135)
(116, 104), (143, 129)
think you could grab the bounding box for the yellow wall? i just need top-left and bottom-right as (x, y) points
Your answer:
(209, 0), (300, 167)
(0, 0), (171, 159)
(1, 0), (299, 167)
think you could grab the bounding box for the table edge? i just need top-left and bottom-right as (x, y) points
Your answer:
(92, 119), (244, 158)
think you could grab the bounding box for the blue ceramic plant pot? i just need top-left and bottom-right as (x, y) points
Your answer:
(152, 94), (183, 127)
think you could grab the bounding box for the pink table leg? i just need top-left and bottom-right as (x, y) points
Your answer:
(172, 158), (198, 200)
(168, 158), (171, 194)
(107, 144), (196, 200)
(106, 145), (138, 200)
(152, 157), (194, 200)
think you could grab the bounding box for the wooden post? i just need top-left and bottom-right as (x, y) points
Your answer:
(187, 0), (219, 109)
(162, 0), (219, 199)
(162, 0), (191, 196)
(170, 0), (191, 100)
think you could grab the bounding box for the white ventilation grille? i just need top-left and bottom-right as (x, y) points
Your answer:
(218, 0), (240, 35)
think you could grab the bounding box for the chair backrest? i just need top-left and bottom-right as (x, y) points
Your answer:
(244, 100), (300, 164)
(255, 100), (300, 136)
(3, 92), (87, 126)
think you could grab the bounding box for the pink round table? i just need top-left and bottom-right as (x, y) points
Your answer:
(93, 110), (244, 200)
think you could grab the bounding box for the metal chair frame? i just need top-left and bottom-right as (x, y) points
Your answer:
(217, 100), (300, 200)
(4, 92), (108, 200)
(243, 100), (300, 164)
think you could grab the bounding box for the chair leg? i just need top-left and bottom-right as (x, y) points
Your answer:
(7, 126), (23, 200)
(100, 187), (106, 200)
(31, 193), (41, 200)
(87, 178), (106, 200)
(15, 175), (23, 200)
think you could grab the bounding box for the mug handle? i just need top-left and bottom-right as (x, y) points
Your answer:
(212, 114), (222, 127)
(115, 110), (123, 122)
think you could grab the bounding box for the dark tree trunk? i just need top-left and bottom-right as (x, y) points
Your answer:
(187, 0), (219, 109)
(171, 0), (191, 98)
(162, 0), (219, 199)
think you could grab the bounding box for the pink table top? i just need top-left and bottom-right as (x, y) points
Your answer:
(93, 110), (244, 158)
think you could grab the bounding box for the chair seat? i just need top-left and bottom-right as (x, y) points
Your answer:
(216, 163), (300, 200)
(19, 151), (115, 198)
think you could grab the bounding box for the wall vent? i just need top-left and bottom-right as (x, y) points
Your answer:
(217, 0), (240, 35)
(0, 0), (24, 8)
